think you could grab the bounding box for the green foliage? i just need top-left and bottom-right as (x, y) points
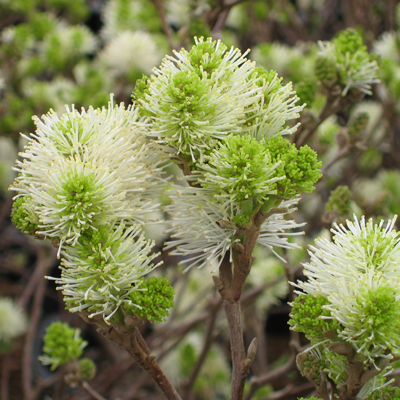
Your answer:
(315, 54), (337, 84)
(46, 0), (89, 23)
(125, 277), (175, 323)
(40, 322), (87, 370)
(289, 294), (339, 339)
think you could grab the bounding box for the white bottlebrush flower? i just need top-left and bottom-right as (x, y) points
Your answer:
(373, 32), (400, 62)
(294, 216), (400, 363)
(164, 186), (302, 272)
(29, 156), (130, 246)
(0, 297), (28, 342)
(11, 96), (166, 247)
(298, 216), (400, 297)
(43, 23), (98, 62)
(165, 0), (190, 28)
(137, 37), (263, 163)
(317, 38), (379, 96)
(164, 187), (239, 272)
(256, 201), (304, 261)
(98, 31), (164, 77)
(244, 72), (304, 140)
(326, 272), (400, 362)
(53, 223), (160, 323)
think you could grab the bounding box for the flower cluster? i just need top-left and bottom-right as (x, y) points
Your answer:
(134, 37), (321, 272)
(125, 276), (175, 323)
(290, 216), (400, 395)
(39, 321), (87, 370)
(316, 28), (379, 95)
(10, 97), (173, 323)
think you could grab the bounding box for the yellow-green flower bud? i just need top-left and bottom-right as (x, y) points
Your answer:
(40, 322), (87, 371)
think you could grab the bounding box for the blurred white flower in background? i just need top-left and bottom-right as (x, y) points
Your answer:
(99, 31), (164, 77)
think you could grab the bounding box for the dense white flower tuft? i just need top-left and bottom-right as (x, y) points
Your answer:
(99, 31), (164, 77)
(164, 186), (303, 272)
(53, 223), (160, 322)
(293, 216), (400, 363)
(11, 96), (166, 248)
(0, 297), (28, 342)
(136, 37), (262, 163)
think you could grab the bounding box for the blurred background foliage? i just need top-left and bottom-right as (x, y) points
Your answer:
(2, 1), (400, 400)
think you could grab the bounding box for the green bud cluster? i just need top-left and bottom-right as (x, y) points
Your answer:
(186, 38), (227, 78)
(347, 112), (369, 138)
(40, 321), (87, 371)
(78, 357), (96, 380)
(200, 135), (276, 204)
(296, 351), (325, 382)
(198, 134), (322, 219)
(125, 277), (175, 323)
(297, 397), (323, 400)
(326, 186), (351, 216)
(323, 185), (352, 226)
(315, 54), (337, 85)
(289, 294), (339, 339)
(295, 79), (317, 107)
(334, 28), (365, 55)
(264, 135), (322, 198)
(11, 196), (39, 236)
(366, 386), (400, 400)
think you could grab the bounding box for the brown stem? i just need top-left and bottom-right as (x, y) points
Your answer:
(1, 352), (11, 400)
(149, 0), (175, 51)
(294, 94), (342, 147)
(215, 211), (269, 400)
(184, 299), (221, 399)
(244, 354), (296, 400)
(95, 323), (182, 400)
(22, 246), (56, 400)
(224, 300), (247, 400)
(82, 381), (108, 400)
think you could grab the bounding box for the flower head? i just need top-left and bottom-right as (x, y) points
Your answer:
(198, 134), (281, 204)
(39, 321), (87, 370)
(11, 96), (165, 247)
(317, 28), (379, 95)
(293, 216), (400, 363)
(134, 37), (260, 164)
(99, 30), (164, 78)
(55, 223), (160, 323)
(164, 186), (303, 272)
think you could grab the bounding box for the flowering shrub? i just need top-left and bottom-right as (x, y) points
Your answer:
(2, 2), (398, 399)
